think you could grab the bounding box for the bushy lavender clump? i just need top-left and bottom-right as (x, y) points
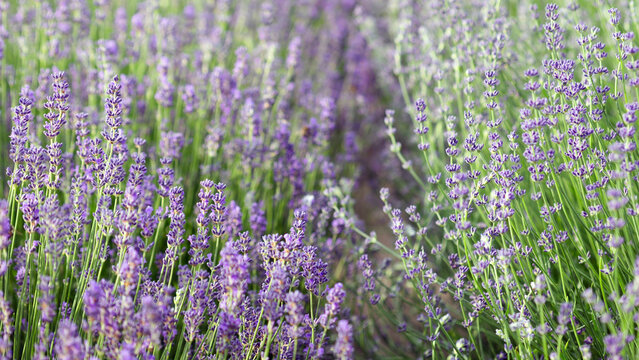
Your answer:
(1, 73), (356, 358)
(345, 0), (639, 358)
(0, 1), (369, 359)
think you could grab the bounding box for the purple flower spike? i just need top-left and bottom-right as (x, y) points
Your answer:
(333, 320), (354, 360)
(54, 319), (85, 360)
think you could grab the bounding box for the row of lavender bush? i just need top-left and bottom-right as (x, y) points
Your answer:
(347, 0), (639, 359)
(2, 0), (639, 359)
(0, 0), (377, 359)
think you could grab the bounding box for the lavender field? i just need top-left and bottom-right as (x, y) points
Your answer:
(0, 0), (638, 359)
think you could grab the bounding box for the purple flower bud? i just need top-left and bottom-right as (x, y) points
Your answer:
(333, 320), (353, 360)
(20, 193), (39, 234)
(609, 8), (621, 26)
(54, 319), (85, 360)
(43, 72), (70, 139)
(0, 291), (13, 358)
(358, 254), (375, 292)
(285, 291), (305, 339)
(0, 201), (11, 250)
(320, 283), (345, 328)
(219, 241), (249, 314)
(250, 201), (267, 238)
(604, 333), (625, 358)
(557, 302), (573, 326)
